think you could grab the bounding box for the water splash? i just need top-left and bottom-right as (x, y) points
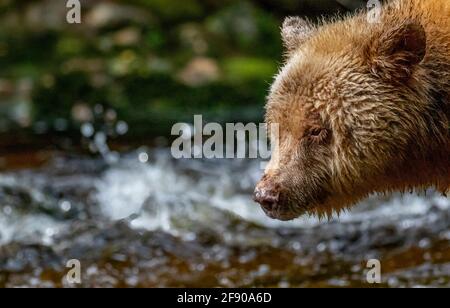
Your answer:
(0, 149), (449, 287)
(95, 149), (450, 231)
(79, 104), (128, 164)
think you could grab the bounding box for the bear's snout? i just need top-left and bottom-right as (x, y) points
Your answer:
(253, 179), (281, 213)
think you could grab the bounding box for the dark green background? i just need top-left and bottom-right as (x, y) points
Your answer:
(0, 0), (367, 144)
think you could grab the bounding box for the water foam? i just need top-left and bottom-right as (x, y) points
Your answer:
(95, 150), (450, 231)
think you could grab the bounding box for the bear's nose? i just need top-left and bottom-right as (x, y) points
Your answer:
(253, 184), (280, 211)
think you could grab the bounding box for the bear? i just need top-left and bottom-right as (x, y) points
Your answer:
(253, 0), (450, 221)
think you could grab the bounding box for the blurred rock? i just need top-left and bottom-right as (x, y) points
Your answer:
(179, 23), (209, 55)
(71, 103), (93, 123)
(24, 0), (68, 31)
(177, 57), (220, 87)
(85, 3), (151, 29)
(113, 28), (141, 47)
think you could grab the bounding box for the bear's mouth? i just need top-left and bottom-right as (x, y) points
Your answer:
(259, 200), (310, 221)
(257, 189), (331, 221)
(261, 208), (301, 221)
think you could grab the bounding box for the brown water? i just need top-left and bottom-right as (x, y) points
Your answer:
(0, 149), (449, 287)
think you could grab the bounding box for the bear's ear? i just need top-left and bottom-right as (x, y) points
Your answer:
(367, 21), (427, 81)
(281, 17), (315, 54)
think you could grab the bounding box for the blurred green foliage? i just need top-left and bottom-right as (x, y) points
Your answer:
(0, 0), (364, 139)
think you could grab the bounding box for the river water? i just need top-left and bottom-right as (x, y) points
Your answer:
(0, 148), (449, 287)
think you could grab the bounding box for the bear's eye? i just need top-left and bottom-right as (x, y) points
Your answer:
(307, 127), (328, 143)
(310, 128), (323, 137)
